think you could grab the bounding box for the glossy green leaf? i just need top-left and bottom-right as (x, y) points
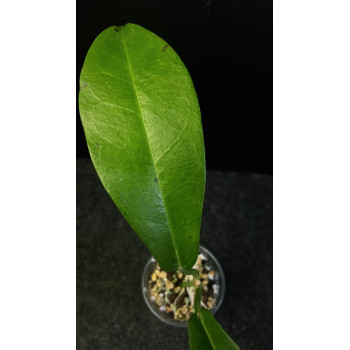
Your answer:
(79, 24), (205, 271)
(188, 309), (240, 350)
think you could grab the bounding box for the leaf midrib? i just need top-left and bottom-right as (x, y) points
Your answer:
(119, 26), (182, 269)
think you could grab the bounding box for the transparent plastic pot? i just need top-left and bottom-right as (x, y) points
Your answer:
(141, 245), (226, 327)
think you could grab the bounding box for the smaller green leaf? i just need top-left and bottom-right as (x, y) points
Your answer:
(180, 268), (200, 279)
(188, 308), (240, 350)
(194, 287), (202, 314)
(181, 280), (196, 288)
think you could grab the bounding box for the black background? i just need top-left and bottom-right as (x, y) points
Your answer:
(77, 2), (273, 348)
(77, 0), (272, 173)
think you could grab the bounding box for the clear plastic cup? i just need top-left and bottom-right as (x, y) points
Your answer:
(141, 245), (226, 327)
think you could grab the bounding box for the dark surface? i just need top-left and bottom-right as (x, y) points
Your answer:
(77, 0), (272, 173)
(77, 158), (273, 350)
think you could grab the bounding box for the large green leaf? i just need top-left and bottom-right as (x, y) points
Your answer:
(79, 24), (205, 271)
(188, 309), (240, 350)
